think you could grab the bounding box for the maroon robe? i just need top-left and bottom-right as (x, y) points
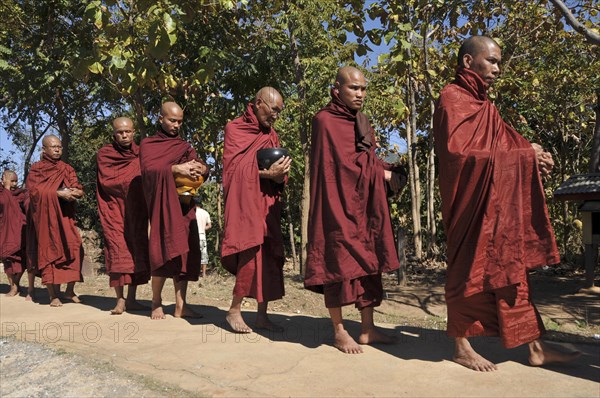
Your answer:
(1, 187), (27, 274)
(433, 67), (560, 347)
(97, 141), (150, 287)
(305, 90), (400, 309)
(139, 131), (206, 280)
(221, 103), (285, 302)
(25, 154), (83, 285)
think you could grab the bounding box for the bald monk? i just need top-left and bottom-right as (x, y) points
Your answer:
(97, 117), (150, 314)
(305, 67), (404, 353)
(26, 135), (84, 306)
(140, 102), (209, 320)
(434, 36), (580, 371)
(1, 170), (27, 296)
(221, 87), (291, 333)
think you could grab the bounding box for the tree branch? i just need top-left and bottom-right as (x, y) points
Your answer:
(548, 0), (600, 45)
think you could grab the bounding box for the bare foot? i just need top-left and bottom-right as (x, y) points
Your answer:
(25, 290), (35, 302)
(358, 328), (397, 345)
(64, 294), (82, 303)
(49, 297), (63, 307)
(125, 299), (149, 312)
(333, 329), (363, 354)
(255, 316), (284, 332)
(6, 285), (19, 297)
(110, 298), (126, 315)
(454, 338), (497, 371)
(151, 303), (166, 320)
(528, 340), (581, 366)
(226, 311), (253, 333)
(174, 304), (203, 319)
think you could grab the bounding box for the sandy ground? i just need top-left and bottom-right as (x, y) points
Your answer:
(0, 270), (598, 397)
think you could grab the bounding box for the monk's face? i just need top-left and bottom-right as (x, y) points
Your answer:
(159, 107), (184, 137)
(42, 136), (63, 160)
(335, 71), (367, 111)
(2, 173), (18, 191)
(113, 119), (135, 148)
(463, 42), (502, 87)
(256, 95), (284, 129)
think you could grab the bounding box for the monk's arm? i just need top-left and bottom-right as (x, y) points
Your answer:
(171, 160), (206, 179)
(259, 156), (291, 184)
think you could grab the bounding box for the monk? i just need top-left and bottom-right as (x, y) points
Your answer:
(305, 67), (404, 353)
(97, 117), (150, 314)
(433, 36), (580, 371)
(221, 87), (291, 333)
(1, 170), (27, 296)
(26, 134), (84, 306)
(139, 102), (209, 320)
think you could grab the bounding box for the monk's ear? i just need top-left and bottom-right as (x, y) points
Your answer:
(462, 54), (473, 69)
(333, 81), (340, 92)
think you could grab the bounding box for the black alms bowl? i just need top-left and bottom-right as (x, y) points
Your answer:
(256, 147), (289, 170)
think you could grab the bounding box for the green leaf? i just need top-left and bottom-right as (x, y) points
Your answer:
(163, 13), (176, 34)
(88, 62), (104, 74)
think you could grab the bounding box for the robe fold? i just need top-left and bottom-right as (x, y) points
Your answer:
(1, 187), (27, 274)
(221, 103), (285, 302)
(139, 130), (206, 280)
(25, 154), (83, 285)
(433, 67), (559, 347)
(305, 90), (399, 308)
(97, 142), (150, 287)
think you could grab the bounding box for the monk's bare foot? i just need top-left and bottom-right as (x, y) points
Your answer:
(64, 294), (82, 303)
(151, 300), (166, 319)
(333, 329), (363, 354)
(358, 328), (397, 345)
(174, 304), (203, 319)
(226, 311), (253, 333)
(6, 285), (19, 297)
(454, 338), (497, 371)
(255, 316), (284, 332)
(125, 299), (149, 312)
(528, 340), (581, 366)
(110, 298), (126, 315)
(25, 290), (35, 302)
(49, 297), (63, 307)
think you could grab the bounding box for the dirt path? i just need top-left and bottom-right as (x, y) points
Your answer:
(1, 273), (598, 397)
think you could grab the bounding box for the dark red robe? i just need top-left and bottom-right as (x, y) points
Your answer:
(25, 154), (83, 285)
(1, 187), (27, 274)
(433, 67), (560, 347)
(97, 141), (150, 287)
(221, 103), (285, 302)
(305, 90), (400, 309)
(139, 131), (206, 280)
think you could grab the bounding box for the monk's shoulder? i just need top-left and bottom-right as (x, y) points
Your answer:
(437, 83), (472, 109)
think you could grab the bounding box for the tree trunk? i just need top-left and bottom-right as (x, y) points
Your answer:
(132, 90), (149, 138)
(287, 11), (310, 275)
(406, 65), (422, 259)
(54, 87), (71, 162)
(286, 201), (297, 270)
(590, 91), (600, 173)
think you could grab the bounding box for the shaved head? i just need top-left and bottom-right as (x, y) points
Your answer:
(42, 134), (61, 147)
(2, 169), (18, 191)
(112, 117), (133, 130)
(458, 36), (500, 67)
(254, 86), (284, 129)
(41, 134), (63, 160)
(159, 102), (184, 137)
(335, 66), (364, 86)
(112, 117), (135, 148)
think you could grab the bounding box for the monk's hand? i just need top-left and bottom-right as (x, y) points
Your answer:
(265, 156), (291, 184)
(57, 188), (80, 202)
(173, 160), (204, 180)
(532, 143), (554, 178)
(384, 170), (403, 194)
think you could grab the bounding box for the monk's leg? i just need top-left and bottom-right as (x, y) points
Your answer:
(358, 306), (396, 345)
(125, 285), (148, 311)
(201, 263), (207, 278)
(111, 286), (126, 315)
(25, 271), (36, 301)
(151, 276), (166, 319)
(7, 272), (23, 297)
(256, 301), (283, 332)
(174, 279), (201, 318)
(226, 295), (253, 333)
(328, 307), (362, 354)
(47, 284), (62, 307)
(64, 281), (81, 303)
(528, 339), (581, 366)
(453, 337), (498, 371)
